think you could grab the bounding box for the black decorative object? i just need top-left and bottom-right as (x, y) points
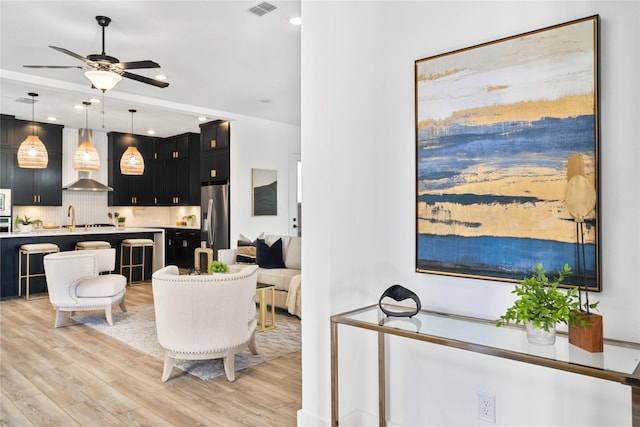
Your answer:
(378, 284), (421, 318)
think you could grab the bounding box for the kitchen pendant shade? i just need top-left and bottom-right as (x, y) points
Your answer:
(74, 103), (100, 171)
(17, 92), (48, 169)
(73, 141), (100, 171)
(120, 146), (145, 175)
(17, 135), (49, 168)
(85, 70), (122, 92)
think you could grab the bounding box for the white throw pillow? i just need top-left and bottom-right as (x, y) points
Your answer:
(284, 236), (301, 270)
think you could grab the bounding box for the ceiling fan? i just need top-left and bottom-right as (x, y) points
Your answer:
(23, 15), (169, 91)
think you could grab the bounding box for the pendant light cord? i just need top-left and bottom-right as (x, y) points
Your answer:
(102, 93), (105, 128)
(129, 109), (136, 134)
(30, 93), (37, 136)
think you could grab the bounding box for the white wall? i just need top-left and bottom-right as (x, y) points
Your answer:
(229, 115), (301, 242)
(300, 1), (640, 426)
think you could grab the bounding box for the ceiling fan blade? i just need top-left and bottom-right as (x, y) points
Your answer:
(121, 71), (169, 88)
(49, 46), (92, 64)
(116, 60), (160, 70)
(23, 65), (83, 69)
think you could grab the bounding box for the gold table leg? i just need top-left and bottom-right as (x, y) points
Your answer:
(378, 331), (386, 427)
(331, 321), (339, 426)
(256, 286), (275, 332)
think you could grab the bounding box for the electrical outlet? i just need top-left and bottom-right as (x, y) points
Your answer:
(478, 392), (496, 423)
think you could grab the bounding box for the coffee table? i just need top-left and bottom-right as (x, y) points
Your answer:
(255, 283), (275, 332)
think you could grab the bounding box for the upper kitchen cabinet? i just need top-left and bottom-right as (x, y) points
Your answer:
(109, 131), (200, 207)
(200, 120), (230, 183)
(162, 133), (200, 205)
(0, 115), (63, 206)
(0, 115), (14, 186)
(108, 132), (155, 206)
(200, 120), (229, 152)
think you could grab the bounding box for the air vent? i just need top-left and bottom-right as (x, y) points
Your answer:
(248, 2), (277, 16)
(15, 97), (37, 104)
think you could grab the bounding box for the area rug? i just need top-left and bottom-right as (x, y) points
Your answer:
(72, 304), (301, 381)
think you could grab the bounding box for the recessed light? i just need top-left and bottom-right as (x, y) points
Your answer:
(47, 116), (57, 121)
(155, 75), (167, 81)
(259, 99), (271, 103)
(198, 116), (207, 122)
(147, 130), (155, 135)
(289, 17), (301, 25)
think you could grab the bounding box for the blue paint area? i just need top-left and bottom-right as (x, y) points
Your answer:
(416, 114), (597, 287)
(417, 193), (543, 205)
(417, 115), (595, 191)
(417, 234), (596, 285)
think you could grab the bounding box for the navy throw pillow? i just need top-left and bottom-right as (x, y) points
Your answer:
(256, 238), (285, 269)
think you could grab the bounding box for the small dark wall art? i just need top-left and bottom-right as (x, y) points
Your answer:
(252, 168), (277, 216)
(415, 16), (600, 290)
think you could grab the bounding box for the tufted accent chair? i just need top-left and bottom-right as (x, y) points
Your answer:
(43, 249), (127, 328)
(151, 264), (259, 382)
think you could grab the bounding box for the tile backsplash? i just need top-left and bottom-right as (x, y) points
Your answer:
(12, 127), (200, 229)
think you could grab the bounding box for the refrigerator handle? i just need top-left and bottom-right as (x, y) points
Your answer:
(207, 198), (215, 246)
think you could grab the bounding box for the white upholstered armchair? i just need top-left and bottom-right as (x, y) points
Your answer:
(151, 264), (259, 382)
(43, 249), (127, 328)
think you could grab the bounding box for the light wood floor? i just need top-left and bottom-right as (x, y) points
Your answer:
(0, 284), (301, 426)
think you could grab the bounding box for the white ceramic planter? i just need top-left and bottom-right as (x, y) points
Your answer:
(19, 224), (31, 233)
(526, 321), (556, 345)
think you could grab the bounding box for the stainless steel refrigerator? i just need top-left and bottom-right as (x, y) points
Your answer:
(201, 183), (230, 260)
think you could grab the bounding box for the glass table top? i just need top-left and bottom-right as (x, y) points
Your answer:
(333, 305), (640, 381)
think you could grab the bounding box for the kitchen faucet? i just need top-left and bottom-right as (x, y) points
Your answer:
(67, 205), (76, 232)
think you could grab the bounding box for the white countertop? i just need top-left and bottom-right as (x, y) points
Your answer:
(0, 227), (165, 239)
(158, 224), (200, 230)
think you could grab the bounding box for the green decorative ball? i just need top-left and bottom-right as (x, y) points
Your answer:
(208, 261), (229, 273)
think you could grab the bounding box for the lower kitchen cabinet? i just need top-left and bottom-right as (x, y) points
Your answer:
(165, 228), (201, 269)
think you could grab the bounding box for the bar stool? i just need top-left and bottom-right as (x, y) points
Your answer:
(76, 241), (113, 273)
(120, 238), (154, 285)
(75, 241), (111, 250)
(18, 243), (60, 300)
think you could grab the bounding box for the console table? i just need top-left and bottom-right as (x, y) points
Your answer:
(330, 304), (640, 426)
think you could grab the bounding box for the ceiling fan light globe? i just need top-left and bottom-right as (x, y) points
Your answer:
(85, 70), (122, 92)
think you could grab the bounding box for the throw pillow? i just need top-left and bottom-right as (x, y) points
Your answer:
(236, 246), (256, 264)
(236, 233), (262, 264)
(256, 238), (286, 269)
(284, 236), (301, 269)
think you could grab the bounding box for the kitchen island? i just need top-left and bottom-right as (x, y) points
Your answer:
(0, 227), (165, 299)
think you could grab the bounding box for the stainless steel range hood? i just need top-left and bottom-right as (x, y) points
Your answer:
(62, 129), (113, 192)
(63, 171), (113, 192)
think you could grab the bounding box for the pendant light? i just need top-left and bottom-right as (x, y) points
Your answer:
(120, 109), (145, 175)
(73, 101), (100, 171)
(16, 92), (48, 168)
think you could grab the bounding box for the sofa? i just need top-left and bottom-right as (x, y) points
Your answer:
(218, 234), (301, 317)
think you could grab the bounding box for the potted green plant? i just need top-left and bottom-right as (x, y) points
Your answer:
(183, 214), (196, 226)
(15, 214), (37, 233)
(497, 263), (595, 345)
(208, 260), (229, 274)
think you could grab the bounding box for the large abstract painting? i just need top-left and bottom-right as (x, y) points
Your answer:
(415, 16), (600, 290)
